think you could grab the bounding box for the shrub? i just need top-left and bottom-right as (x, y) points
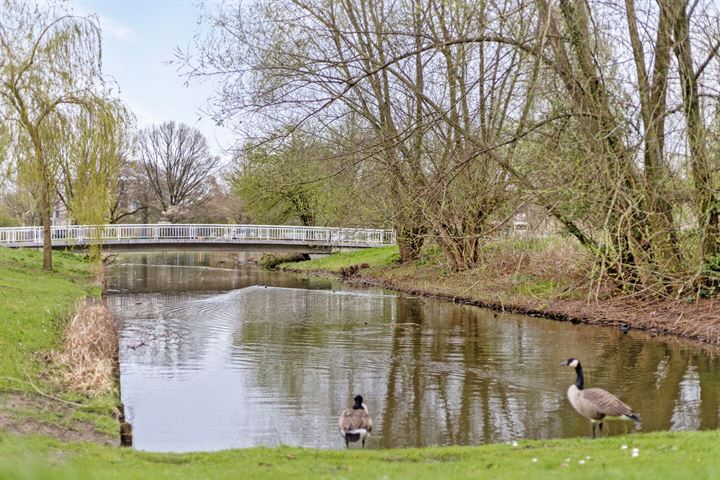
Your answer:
(258, 253), (309, 269)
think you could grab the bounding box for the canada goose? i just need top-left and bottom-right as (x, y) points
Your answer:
(338, 395), (373, 449)
(561, 358), (640, 438)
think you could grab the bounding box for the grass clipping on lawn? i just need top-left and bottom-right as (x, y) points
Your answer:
(56, 299), (118, 396)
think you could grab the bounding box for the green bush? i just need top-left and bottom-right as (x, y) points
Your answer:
(258, 253), (309, 269)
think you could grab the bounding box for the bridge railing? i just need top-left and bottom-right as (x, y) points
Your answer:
(0, 224), (396, 247)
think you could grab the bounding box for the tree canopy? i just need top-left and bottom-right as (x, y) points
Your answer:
(137, 121), (220, 222)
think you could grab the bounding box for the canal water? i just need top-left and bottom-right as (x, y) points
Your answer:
(105, 252), (720, 452)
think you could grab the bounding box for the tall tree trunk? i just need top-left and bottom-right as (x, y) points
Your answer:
(34, 140), (53, 271)
(533, 0), (675, 291)
(41, 186), (53, 271)
(665, 0), (719, 264)
(626, 0), (682, 274)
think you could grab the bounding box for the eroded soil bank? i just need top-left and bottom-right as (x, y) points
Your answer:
(0, 392), (116, 445)
(351, 275), (720, 347)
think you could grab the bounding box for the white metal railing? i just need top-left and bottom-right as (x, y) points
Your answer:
(0, 224), (396, 248)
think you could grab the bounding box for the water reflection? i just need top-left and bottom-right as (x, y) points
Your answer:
(106, 253), (720, 452)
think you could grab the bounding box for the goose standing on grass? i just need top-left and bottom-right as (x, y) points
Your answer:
(339, 395), (373, 449)
(561, 358), (640, 438)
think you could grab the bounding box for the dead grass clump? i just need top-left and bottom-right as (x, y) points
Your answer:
(480, 237), (592, 292)
(56, 299), (118, 396)
(526, 241), (591, 286)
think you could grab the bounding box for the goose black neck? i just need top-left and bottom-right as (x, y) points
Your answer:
(575, 364), (585, 390)
(353, 399), (363, 409)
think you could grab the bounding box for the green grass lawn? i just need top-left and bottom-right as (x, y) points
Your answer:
(0, 430), (717, 479)
(0, 247), (116, 436)
(280, 246), (400, 272)
(0, 248), (99, 390)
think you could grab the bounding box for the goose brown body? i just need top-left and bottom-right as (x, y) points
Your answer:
(562, 358), (640, 438)
(567, 385), (639, 421)
(339, 395), (373, 448)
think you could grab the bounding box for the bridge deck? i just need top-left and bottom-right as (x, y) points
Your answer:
(0, 224), (396, 252)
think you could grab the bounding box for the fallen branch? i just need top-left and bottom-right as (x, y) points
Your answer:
(0, 375), (83, 407)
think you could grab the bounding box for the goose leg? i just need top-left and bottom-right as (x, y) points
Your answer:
(362, 437), (366, 449)
(345, 439), (349, 449)
(591, 422), (596, 439)
(598, 422), (604, 437)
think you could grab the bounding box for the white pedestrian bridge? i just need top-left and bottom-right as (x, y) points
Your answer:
(0, 224), (396, 253)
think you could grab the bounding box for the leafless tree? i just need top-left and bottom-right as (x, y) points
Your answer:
(180, 0), (530, 265)
(107, 159), (150, 224)
(181, 0), (720, 294)
(137, 121), (220, 222)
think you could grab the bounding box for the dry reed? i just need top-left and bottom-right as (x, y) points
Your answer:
(56, 299), (118, 396)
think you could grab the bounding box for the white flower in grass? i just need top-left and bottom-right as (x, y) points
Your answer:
(621, 445), (628, 450)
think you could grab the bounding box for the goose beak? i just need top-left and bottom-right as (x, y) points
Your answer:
(560, 360), (568, 366)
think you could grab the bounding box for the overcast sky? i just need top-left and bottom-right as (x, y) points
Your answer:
(71, 0), (235, 157)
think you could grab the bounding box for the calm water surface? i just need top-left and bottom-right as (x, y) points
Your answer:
(106, 252), (720, 452)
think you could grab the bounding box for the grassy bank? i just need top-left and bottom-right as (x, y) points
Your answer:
(0, 430), (718, 479)
(280, 238), (720, 346)
(289, 245), (400, 272)
(283, 238), (585, 302)
(0, 247), (117, 441)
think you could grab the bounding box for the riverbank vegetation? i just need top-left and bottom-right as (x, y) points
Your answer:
(182, 0), (720, 300)
(0, 247), (117, 442)
(55, 299), (119, 397)
(283, 246), (400, 273)
(1, 430), (719, 479)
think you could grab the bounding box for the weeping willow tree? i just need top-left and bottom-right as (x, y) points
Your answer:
(55, 99), (134, 263)
(56, 100), (133, 224)
(0, 1), (117, 270)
